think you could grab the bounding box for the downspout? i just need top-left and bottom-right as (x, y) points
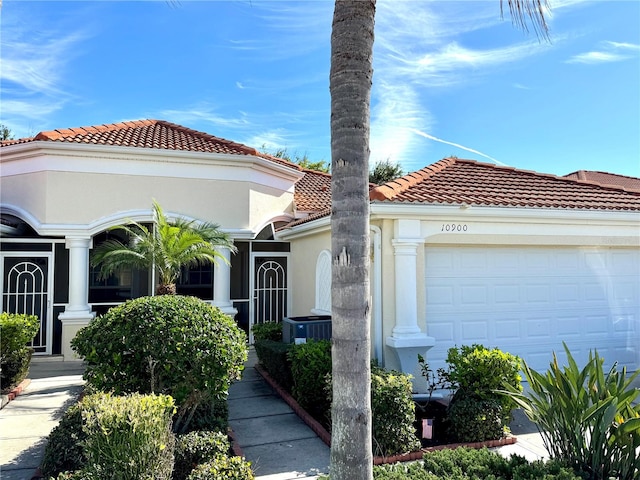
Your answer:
(370, 225), (383, 362)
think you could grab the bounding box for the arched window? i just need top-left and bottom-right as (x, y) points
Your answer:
(312, 250), (331, 315)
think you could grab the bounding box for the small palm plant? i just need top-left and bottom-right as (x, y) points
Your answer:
(91, 200), (236, 295)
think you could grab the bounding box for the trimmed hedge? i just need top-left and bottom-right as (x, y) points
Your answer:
(0, 312), (39, 392)
(288, 340), (332, 422)
(251, 321), (283, 342)
(371, 366), (421, 456)
(71, 295), (248, 433)
(253, 340), (293, 392)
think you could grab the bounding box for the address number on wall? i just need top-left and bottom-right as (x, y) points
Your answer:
(441, 223), (468, 232)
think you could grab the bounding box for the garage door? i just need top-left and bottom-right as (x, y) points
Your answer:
(425, 246), (640, 374)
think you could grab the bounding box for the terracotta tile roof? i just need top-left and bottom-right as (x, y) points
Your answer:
(294, 169), (332, 212)
(1, 119), (299, 170)
(564, 170), (640, 192)
(370, 158), (640, 211)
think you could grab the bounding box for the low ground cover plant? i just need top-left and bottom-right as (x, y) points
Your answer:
(71, 295), (248, 433)
(320, 447), (581, 479)
(0, 312), (39, 392)
(502, 343), (640, 480)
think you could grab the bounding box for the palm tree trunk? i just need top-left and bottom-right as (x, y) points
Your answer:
(156, 283), (176, 296)
(329, 1), (375, 479)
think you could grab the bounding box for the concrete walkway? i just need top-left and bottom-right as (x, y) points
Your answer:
(229, 349), (331, 479)
(0, 359), (85, 480)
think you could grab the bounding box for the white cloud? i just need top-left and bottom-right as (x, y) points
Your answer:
(0, 11), (90, 132)
(567, 40), (640, 64)
(159, 106), (250, 130)
(244, 129), (295, 152)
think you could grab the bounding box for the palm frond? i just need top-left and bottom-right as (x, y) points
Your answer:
(502, 0), (550, 41)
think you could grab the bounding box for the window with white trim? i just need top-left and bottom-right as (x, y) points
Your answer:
(313, 249), (332, 314)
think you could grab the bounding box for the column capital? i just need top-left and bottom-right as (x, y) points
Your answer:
(65, 236), (92, 249)
(391, 239), (422, 255)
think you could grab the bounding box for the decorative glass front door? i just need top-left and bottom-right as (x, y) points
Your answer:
(251, 256), (288, 340)
(1, 255), (52, 354)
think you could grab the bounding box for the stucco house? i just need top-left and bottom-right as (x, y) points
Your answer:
(2, 120), (639, 380)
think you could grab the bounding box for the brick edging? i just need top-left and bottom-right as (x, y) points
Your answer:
(254, 364), (518, 466)
(0, 378), (31, 410)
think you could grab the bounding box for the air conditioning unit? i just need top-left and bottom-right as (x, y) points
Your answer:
(283, 315), (332, 344)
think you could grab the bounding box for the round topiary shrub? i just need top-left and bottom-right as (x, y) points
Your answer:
(71, 295), (248, 433)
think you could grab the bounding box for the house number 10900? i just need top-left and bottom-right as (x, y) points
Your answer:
(441, 223), (467, 232)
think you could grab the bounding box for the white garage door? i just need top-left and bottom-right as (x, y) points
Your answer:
(425, 246), (640, 374)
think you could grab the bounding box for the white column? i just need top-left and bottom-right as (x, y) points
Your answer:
(59, 236), (95, 361)
(391, 240), (422, 337)
(385, 219), (434, 383)
(212, 248), (237, 316)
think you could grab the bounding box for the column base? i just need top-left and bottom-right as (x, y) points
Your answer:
(209, 302), (238, 317)
(386, 334), (436, 391)
(59, 310), (95, 361)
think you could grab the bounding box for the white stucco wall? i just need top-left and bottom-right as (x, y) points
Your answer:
(1, 142), (300, 235)
(286, 228), (331, 316)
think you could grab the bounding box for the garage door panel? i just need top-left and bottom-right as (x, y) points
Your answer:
(460, 321), (489, 342)
(495, 320), (521, 340)
(425, 246), (640, 373)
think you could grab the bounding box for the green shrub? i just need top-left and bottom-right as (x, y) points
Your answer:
(251, 321), (282, 341)
(442, 344), (521, 442)
(371, 365), (421, 456)
(372, 462), (437, 479)
(186, 456), (254, 480)
(338, 448), (582, 480)
(71, 295), (248, 433)
(288, 340), (332, 421)
(0, 312), (39, 392)
(49, 471), (94, 480)
(1, 348), (34, 393)
(421, 448), (581, 480)
(447, 394), (504, 443)
(253, 339), (293, 391)
(41, 404), (87, 477)
(0, 312), (40, 356)
(503, 343), (640, 480)
(173, 431), (230, 480)
(80, 392), (176, 480)
(183, 397), (229, 434)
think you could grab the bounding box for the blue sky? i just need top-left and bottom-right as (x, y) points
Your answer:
(1, 0), (639, 177)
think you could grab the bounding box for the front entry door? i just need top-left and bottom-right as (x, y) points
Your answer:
(250, 255), (288, 342)
(1, 255), (53, 354)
